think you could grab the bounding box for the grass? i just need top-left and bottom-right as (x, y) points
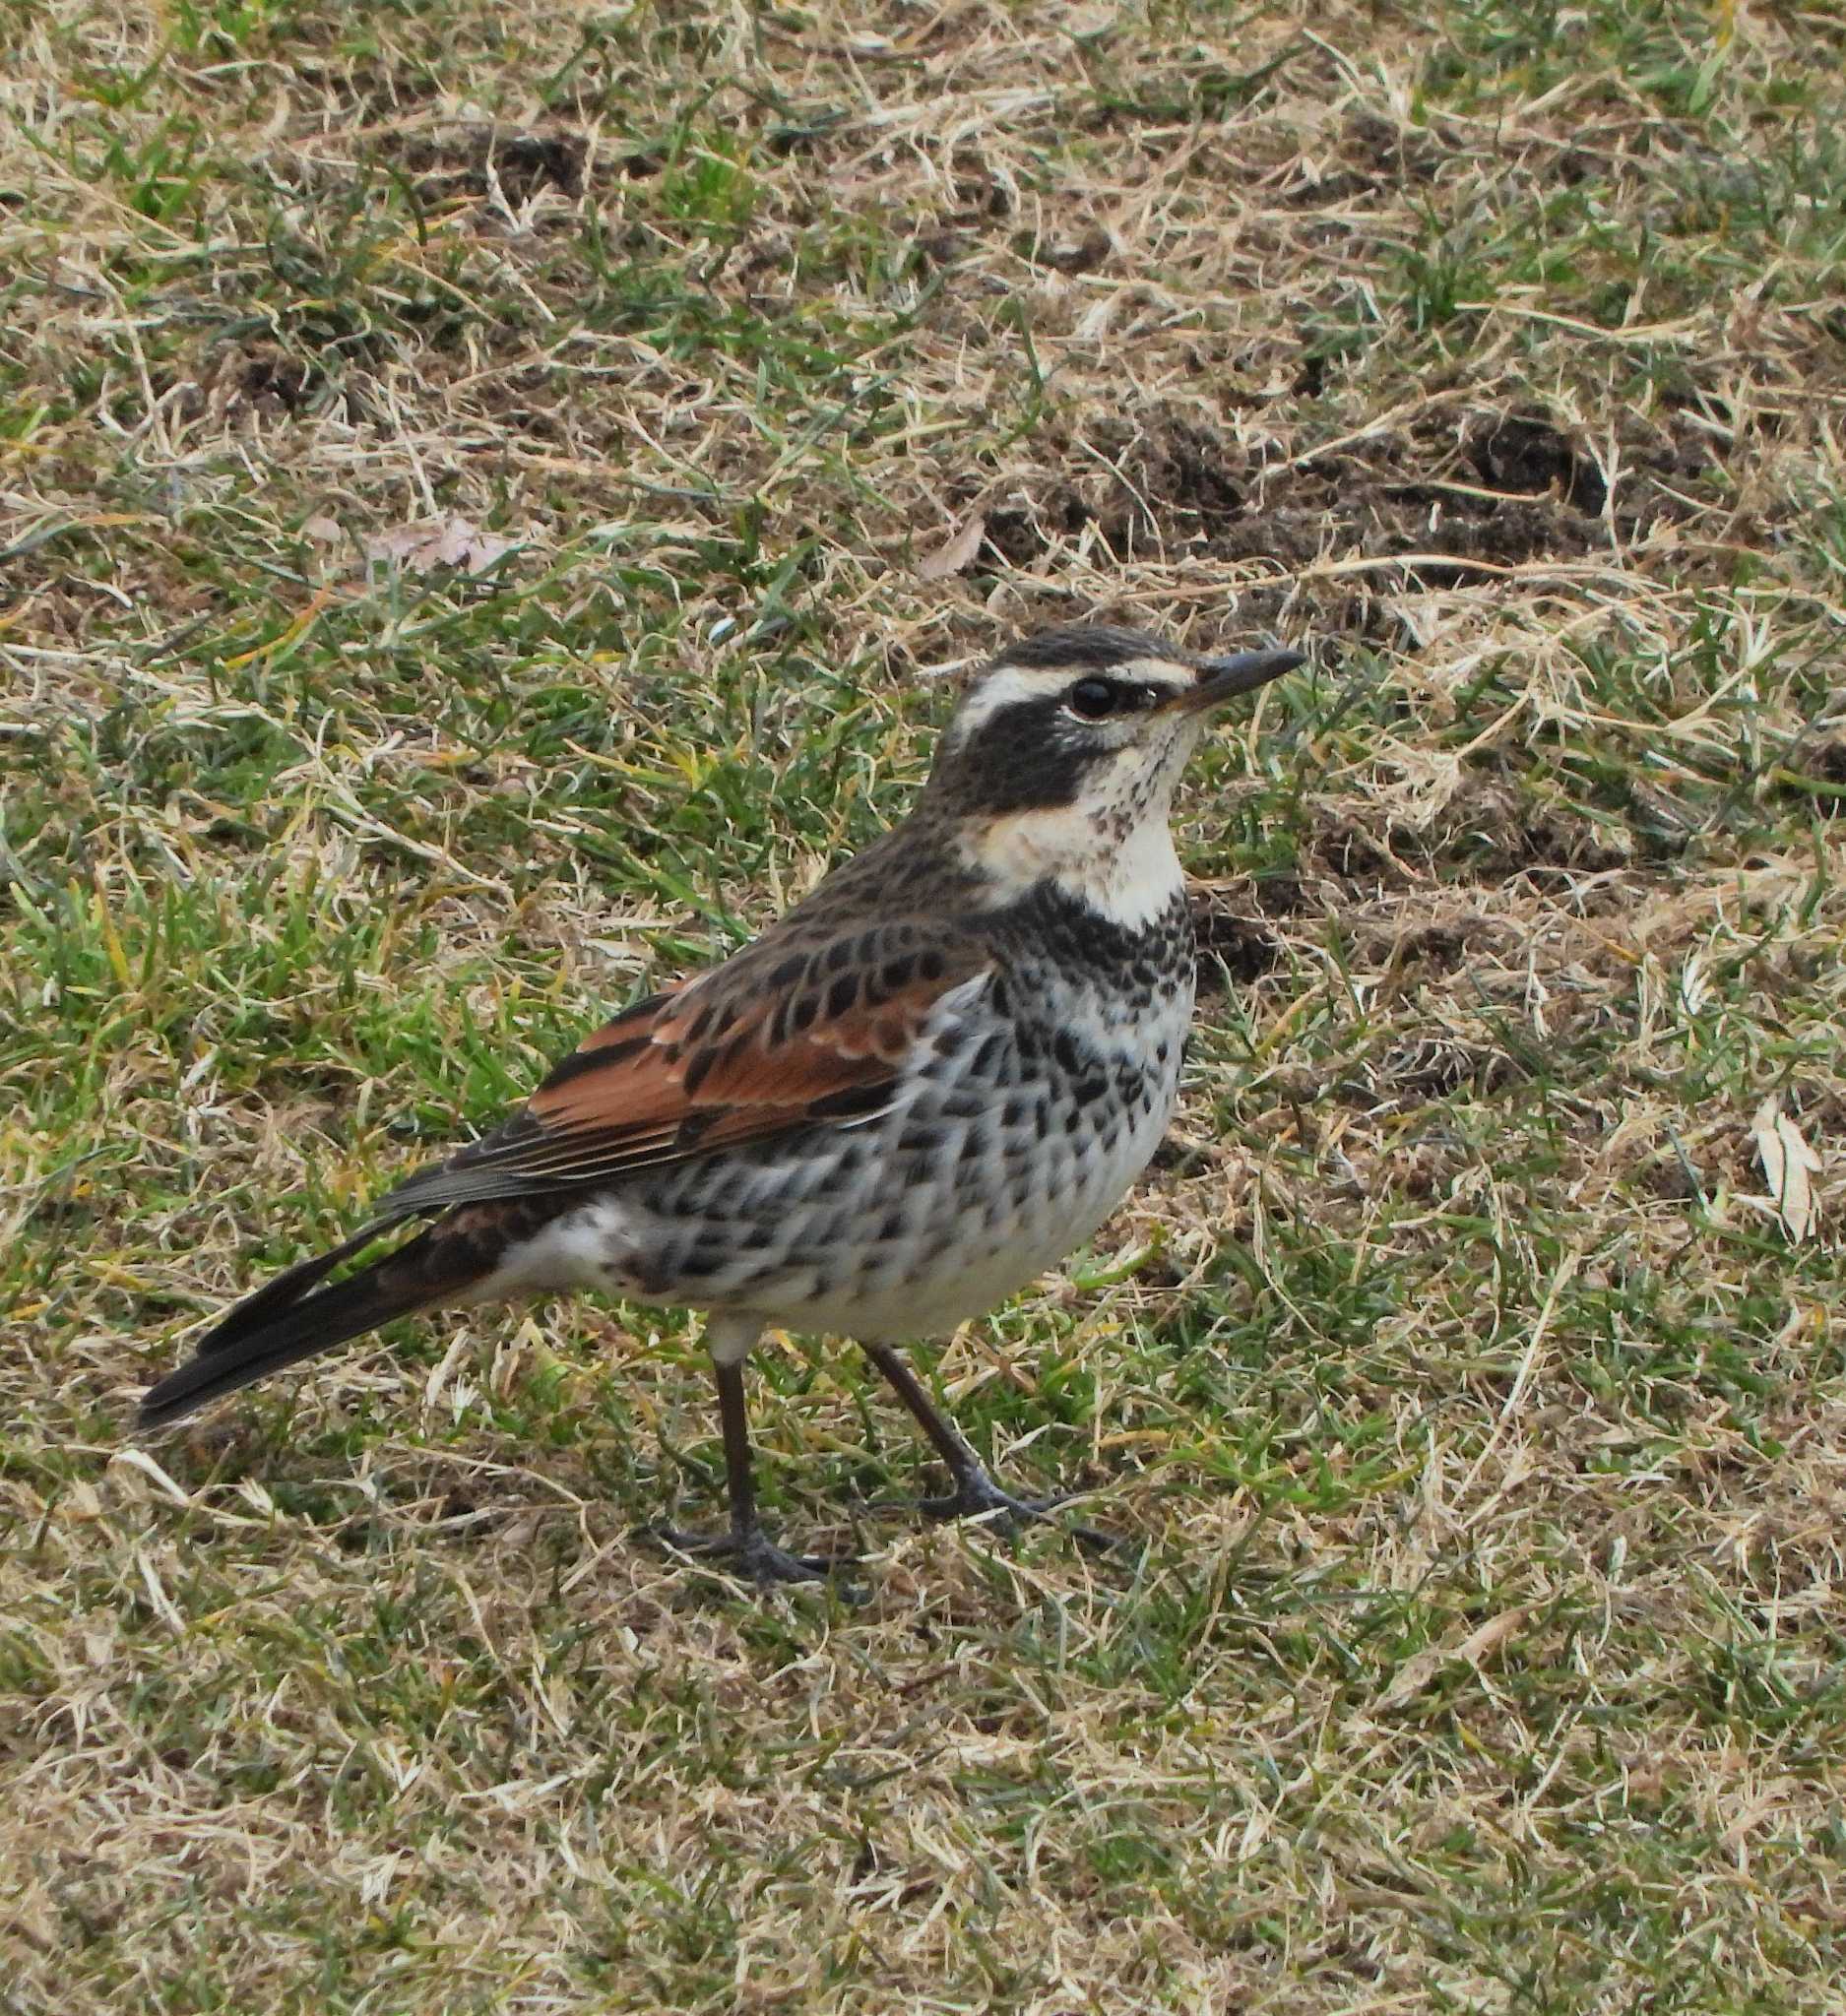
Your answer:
(4, 0), (1846, 2008)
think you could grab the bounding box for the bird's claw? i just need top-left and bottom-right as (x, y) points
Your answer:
(655, 1523), (839, 1587)
(920, 1472), (1116, 1553)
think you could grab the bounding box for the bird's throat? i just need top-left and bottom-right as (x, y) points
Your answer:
(959, 803), (1185, 931)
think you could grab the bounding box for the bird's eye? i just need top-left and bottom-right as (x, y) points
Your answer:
(1066, 677), (1120, 720)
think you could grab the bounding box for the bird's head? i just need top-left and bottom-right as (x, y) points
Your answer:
(924, 624), (1304, 922)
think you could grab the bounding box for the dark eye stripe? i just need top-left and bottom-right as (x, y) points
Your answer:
(1065, 678), (1158, 719)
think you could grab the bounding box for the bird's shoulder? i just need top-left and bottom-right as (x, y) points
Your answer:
(535, 906), (993, 1124)
(378, 905), (994, 1215)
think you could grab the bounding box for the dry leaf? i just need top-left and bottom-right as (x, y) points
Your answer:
(1751, 1098), (1822, 1242)
(1679, 951), (1710, 1015)
(363, 515), (519, 576)
(917, 511), (987, 581)
(1721, 1774), (1798, 1851)
(1452, 1606), (1527, 1669)
(106, 1448), (194, 1508)
(1381, 1607), (1525, 1708)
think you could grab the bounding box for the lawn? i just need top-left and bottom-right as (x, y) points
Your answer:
(4, 0), (1845, 2009)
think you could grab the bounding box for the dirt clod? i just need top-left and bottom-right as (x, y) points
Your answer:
(1468, 412), (1607, 515)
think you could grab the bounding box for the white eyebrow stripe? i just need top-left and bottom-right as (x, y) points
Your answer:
(949, 656), (1194, 741)
(1108, 656), (1196, 692)
(945, 664), (1073, 738)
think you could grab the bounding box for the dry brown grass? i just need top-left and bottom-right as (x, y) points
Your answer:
(4, 1), (1845, 2009)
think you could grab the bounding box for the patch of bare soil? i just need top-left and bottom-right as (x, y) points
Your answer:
(978, 393), (1738, 595)
(391, 126), (590, 203)
(1190, 896), (1282, 992)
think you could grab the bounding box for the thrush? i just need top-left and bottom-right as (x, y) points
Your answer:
(140, 624), (1304, 1583)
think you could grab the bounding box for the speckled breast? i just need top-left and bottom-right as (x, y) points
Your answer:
(619, 887), (1197, 1340)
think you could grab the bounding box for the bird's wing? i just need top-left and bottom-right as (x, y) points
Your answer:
(376, 919), (992, 1215)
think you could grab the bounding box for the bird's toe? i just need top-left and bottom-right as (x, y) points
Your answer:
(919, 1472), (1115, 1551)
(655, 1523), (841, 1587)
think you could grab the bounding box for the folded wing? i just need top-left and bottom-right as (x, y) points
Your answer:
(378, 917), (991, 1216)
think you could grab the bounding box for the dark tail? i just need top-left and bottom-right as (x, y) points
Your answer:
(139, 1215), (487, 1429)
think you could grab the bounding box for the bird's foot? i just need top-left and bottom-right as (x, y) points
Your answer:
(920, 1469), (1114, 1552)
(655, 1522), (838, 1587)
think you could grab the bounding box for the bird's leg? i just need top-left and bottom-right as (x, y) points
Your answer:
(861, 1342), (1112, 1548)
(660, 1323), (835, 1586)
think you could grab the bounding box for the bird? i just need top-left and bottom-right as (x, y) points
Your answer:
(140, 623), (1305, 1584)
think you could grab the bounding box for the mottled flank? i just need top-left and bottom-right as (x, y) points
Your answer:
(507, 881), (1195, 1341)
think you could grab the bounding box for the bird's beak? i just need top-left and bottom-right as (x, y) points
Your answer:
(1167, 646), (1306, 715)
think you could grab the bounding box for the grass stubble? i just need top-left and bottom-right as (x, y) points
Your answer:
(2, 0), (1844, 2009)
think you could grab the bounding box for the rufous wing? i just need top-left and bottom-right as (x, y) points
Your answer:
(377, 920), (990, 1213)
